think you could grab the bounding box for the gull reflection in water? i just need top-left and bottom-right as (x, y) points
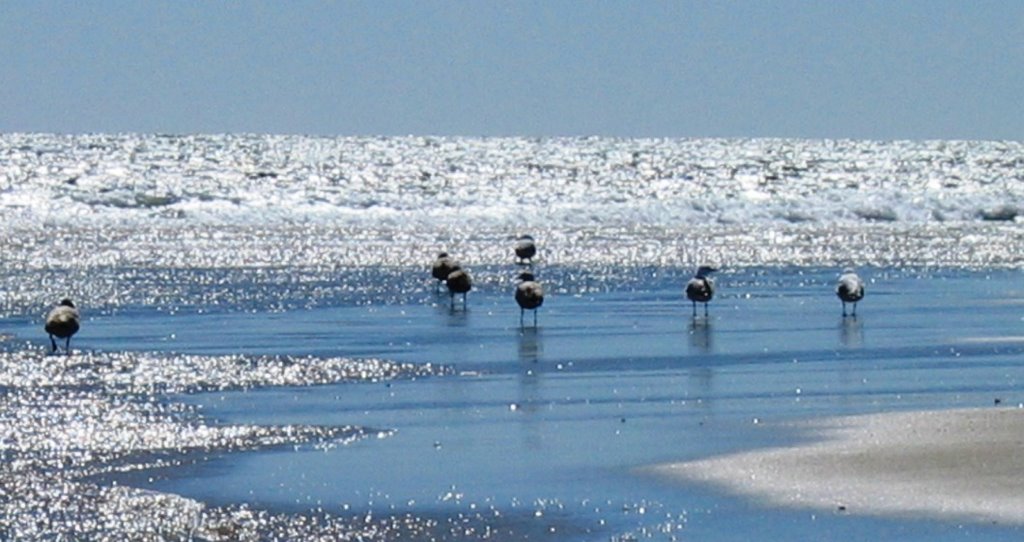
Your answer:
(518, 327), (543, 364)
(839, 316), (864, 348)
(688, 319), (714, 354)
(515, 327), (545, 448)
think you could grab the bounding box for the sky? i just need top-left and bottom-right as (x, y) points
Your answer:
(2, 1), (1022, 140)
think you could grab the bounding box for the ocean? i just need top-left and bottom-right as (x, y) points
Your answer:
(1, 134), (1023, 540)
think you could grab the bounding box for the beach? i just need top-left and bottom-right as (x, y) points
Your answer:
(656, 406), (1024, 526)
(3, 264), (1022, 540)
(1, 134), (1024, 540)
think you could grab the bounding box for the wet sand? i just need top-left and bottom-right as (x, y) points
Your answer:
(120, 267), (1024, 540)
(4, 266), (1024, 540)
(655, 406), (1024, 525)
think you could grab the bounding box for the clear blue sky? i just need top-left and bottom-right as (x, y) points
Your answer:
(2, 1), (1021, 140)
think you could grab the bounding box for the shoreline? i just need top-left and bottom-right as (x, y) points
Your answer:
(651, 407), (1024, 525)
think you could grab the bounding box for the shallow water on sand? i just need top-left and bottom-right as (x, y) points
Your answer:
(5, 134), (1024, 539)
(16, 266), (1014, 540)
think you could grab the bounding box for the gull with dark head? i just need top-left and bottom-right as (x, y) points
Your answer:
(514, 271), (544, 328)
(431, 252), (460, 293)
(685, 266), (717, 318)
(446, 268), (472, 310)
(514, 235), (537, 265)
(45, 298), (80, 355)
(836, 268), (865, 317)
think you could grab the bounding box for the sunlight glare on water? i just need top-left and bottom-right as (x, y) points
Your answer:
(1, 134), (1023, 540)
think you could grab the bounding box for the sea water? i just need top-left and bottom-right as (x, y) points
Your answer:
(1, 134), (1023, 540)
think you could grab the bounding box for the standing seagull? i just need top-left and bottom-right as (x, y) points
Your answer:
(446, 269), (472, 310)
(514, 235), (537, 265)
(431, 252), (460, 293)
(685, 266), (717, 318)
(45, 298), (80, 355)
(514, 271), (545, 328)
(836, 268), (865, 317)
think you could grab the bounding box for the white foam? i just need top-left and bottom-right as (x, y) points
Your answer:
(2, 134), (1023, 267)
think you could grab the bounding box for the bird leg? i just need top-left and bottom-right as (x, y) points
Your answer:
(65, 336), (72, 356)
(50, 335), (58, 353)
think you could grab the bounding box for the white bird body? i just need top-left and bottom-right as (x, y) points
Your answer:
(836, 268), (865, 317)
(45, 299), (80, 355)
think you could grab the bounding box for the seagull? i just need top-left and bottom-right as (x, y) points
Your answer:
(836, 268), (865, 317)
(445, 268), (472, 309)
(685, 266), (717, 318)
(431, 252), (460, 293)
(514, 271), (544, 328)
(514, 235), (537, 265)
(45, 298), (80, 355)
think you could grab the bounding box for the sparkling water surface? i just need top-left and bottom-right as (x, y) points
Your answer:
(2, 134), (1023, 539)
